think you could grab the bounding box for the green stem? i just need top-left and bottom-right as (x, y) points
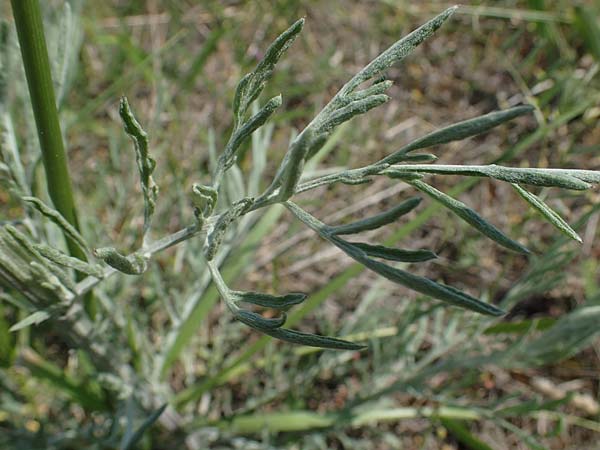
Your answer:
(11, 0), (95, 317)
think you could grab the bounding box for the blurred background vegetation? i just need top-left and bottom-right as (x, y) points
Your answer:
(1, 0), (600, 449)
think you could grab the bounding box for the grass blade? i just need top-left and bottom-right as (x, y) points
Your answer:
(119, 404), (167, 450)
(21, 348), (107, 411)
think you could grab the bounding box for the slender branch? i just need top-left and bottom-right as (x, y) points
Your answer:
(74, 223), (205, 297)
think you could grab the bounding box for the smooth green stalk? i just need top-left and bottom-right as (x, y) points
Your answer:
(11, 0), (94, 316)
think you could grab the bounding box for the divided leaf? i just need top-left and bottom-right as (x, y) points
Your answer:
(207, 260), (361, 350)
(204, 197), (254, 260)
(34, 243), (105, 278)
(345, 79), (394, 103)
(320, 94), (390, 134)
(3, 225), (77, 294)
(271, 128), (328, 202)
(331, 235), (504, 316)
(119, 97), (158, 238)
(265, 8), (457, 199)
(218, 95), (282, 173)
(340, 6), (458, 95)
(190, 183), (218, 220)
(285, 201), (504, 316)
(233, 18), (304, 123)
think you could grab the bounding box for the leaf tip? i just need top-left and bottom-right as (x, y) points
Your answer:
(271, 94), (283, 107)
(488, 307), (506, 317)
(295, 17), (306, 29)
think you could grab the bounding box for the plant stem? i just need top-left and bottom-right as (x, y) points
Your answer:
(11, 0), (94, 316)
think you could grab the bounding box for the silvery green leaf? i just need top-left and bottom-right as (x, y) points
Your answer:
(3, 225), (76, 293)
(30, 261), (74, 299)
(235, 309), (287, 330)
(190, 183), (218, 219)
(119, 97), (158, 238)
(410, 180), (530, 254)
(382, 105), (535, 164)
(340, 6), (457, 95)
(34, 243), (105, 278)
(23, 196), (89, 254)
(329, 196), (421, 235)
(270, 7), (455, 177)
(386, 164), (592, 190)
(349, 242), (437, 263)
(9, 310), (51, 332)
(552, 169), (600, 184)
(512, 184), (582, 243)
(204, 197), (254, 260)
(93, 247), (147, 275)
(273, 129), (327, 202)
(507, 167), (600, 185)
(481, 166), (590, 190)
(220, 95), (282, 172)
(257, 326), (365, 351)
(52, 1), (83, 108)
(230, 290), (307, 309)
(286, 201), (504, 316)
(206, 259), (361, 350)
(0, 230), (38, 290)
(233, 18), (303, 122)
(296, 163), (390, 194)
(320, 94), (390, 134)
(332, 235), (504, 316)
(345, 80), (394, 103)
(264, 7), (455, 198)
